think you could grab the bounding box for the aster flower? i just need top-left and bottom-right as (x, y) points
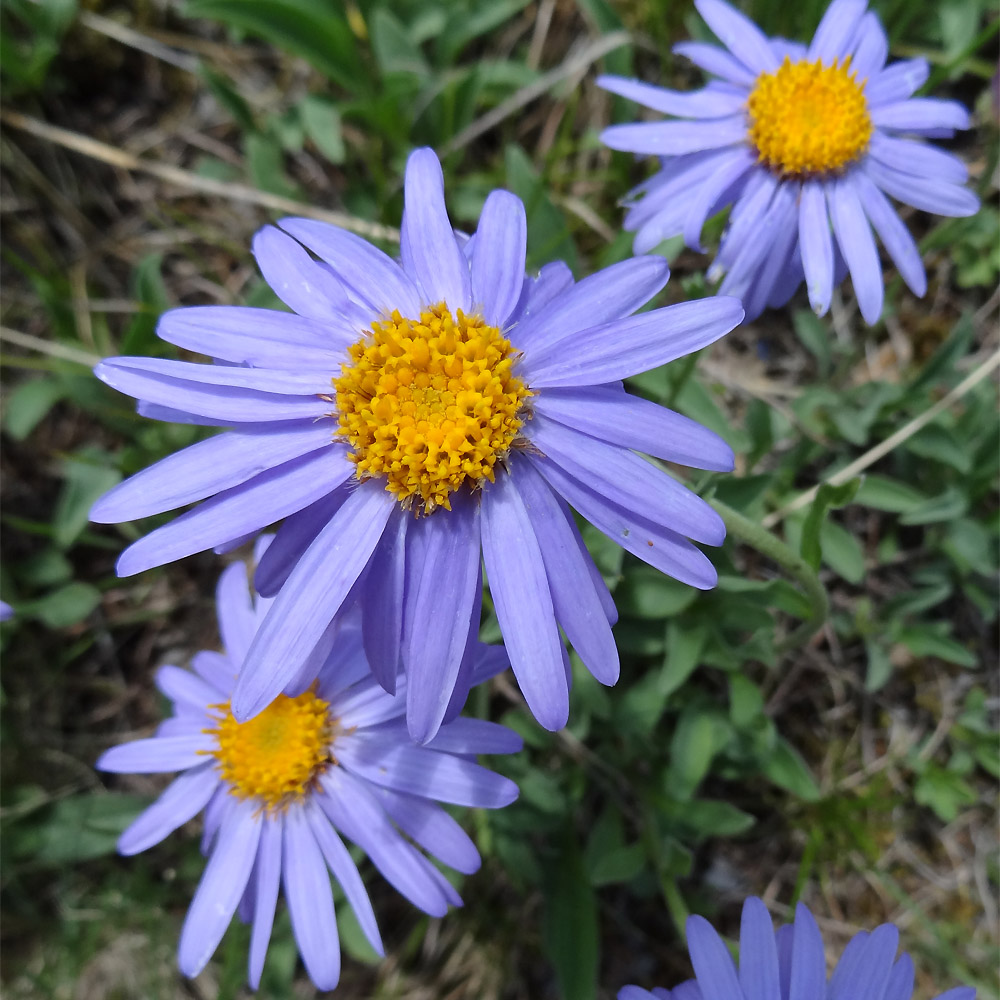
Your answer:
(90, 146), (742, 741)
(97, 540), (521, 991)
(599, 0), (980, 323)
(620, 895), (976, 1000)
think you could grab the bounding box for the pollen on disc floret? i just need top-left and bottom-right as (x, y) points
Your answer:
(334, 303), (532, 513)
(747, 55), (873, 177)
(204, 689), (335, 811)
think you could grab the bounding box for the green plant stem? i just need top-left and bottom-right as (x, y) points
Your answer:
(709, 498), (830, 654)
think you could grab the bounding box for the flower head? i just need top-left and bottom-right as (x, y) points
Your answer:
(97, 539), (521, 991)
(91, 147), (742, 742)
(620, 896), (976, 1000)
(599, 0), (980, 323)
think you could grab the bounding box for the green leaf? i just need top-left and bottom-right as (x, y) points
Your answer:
(905, 423), (972, 473)
(820, 519), (865, 584)
(370, 7), (430, 76)
(800, 477), (862, 570)
(659, 622), (708, 698)
(898, 486), (968, 526)
(762, 737), (821, 801)
(32, 793), (149, 864)
(199, 63), (256, 131)
(666, 707), (726, 801)
(184, 0), (367, 95)
(588, 843), (645, 886)
(914, 763), (977, 822)
(245, 130), (298, 198)
(854, 474), (928, 513)
(729, 675), (764, 730)
(864, 640), (893, 692)
(615, 567), (698, 619)
(663, 797), (756, 838)
(52, 451), (121, 548)
(543, 834), (598, 1000)
(24, 581), (101, 628)
(898, 624), (977, 667)
(300, 95), (346, 163)
(337, 896), (382, 965)
(3, 377), (66, 441)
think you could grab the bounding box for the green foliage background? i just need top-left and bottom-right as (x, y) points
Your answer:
(0, 0), (997, 997)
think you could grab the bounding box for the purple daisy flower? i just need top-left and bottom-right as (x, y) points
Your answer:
(90, 146), (742, 741)
(97, 539), (521, 991)
(620, 895), (976, 1000)
(599, 0), (980, 324)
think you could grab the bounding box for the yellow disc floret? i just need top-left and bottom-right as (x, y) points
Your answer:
(204, 690), (334, 810)
(334, 303), (531, 513)
(747, 56), (873, 177)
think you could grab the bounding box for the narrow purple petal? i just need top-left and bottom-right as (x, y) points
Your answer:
(470, 190), (527, 327)
(695, 0), (779, 73)
(738, 897), (780, 1000)
(252, 225), (365, 329)
(304, 801), (383, 958)
(829, 175), (884, 324)
(91, 422), (332, 523)
(514, 457), (619, 683)
(869, 133), (968, 184)
(683, 147), (757, 250)
(233, 482), (395, 721)
(178, 799), (261, 977)
(799, 179), (834, 315)
(279, 217), (422, 317)
(115, 447), (348, 577)
(829, 923), (899, 1000)
(673, 40), (756, 86)
(254, 489), (348, 597)
(714, 170), (779, 280)
(850, 13), (888, 80)
(531, 455), (719, 589)
(400, 148), (472, 312)
(720, 179), (795, 300)
(334, 675), (408, 730)
(508, 261), (574, 324)
(360, 510), (407, 694)
(933, 990), (976, 1000)
(808, 0), (867, 62)
(481, 474), (568, 731)
(863, 158), (979, 217)
(788, 902), (826, 1000)
(96, 735), (213, 773)
(523, 297), (742, 388)
(440, 575), (484, 724)
(743, 182), (800, 320)
(401, 498), (482, 743)
(99, 356), (328, 394)
(865, 59), (929, 105)
(597, 76), (747, 118)
(601, 115), (746, 155)
(118, 765), (218, 855)
(155, 665), (218, 712)
(425, 717), (523, 756)
(687, 912), (742, 1000)
(337, 734), (518, 808)
(512, 256), (669, 355)
(157, 305), (354, 368)
(528, 416), (725, 545)
(852, 170), (926, 296)
(247, 815), (283, 990)
(872, 98), (970, 132)
(283, 807), (340, 991)
(135, 401), (225, 426)
(883, 953), (914, 1000)
(215, 560), (257, 666)
(191, 650), (237, 693)
(95, 360), (331, 424)
(318, 768), (451, 916)
(375, 787), (481, 874)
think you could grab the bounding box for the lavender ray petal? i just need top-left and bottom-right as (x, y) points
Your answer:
(470, 190), (527, 327)
(829, 175), (884, 324)
(850, 12), (888, 80)
(531, 455), (718, 589)
(155, 665), (219, 712)
(695, 0), (779, 73)
(872, 98), (970, 132)
(304, 800), (383, 957)
(600, 115), (746, 155)
(360, 509), (407, 695)
(799, 179), (834, 315)
(673, 40), (756, 86)
(247, 815), (283, 990)
(829, 923), (899, 1000)
(480, 475), (569, 731)
(279, 217), (422, 317)
(282, 807), (340, 991)
(118, 765), (218, 855)
(687, 913), (742, 1000)
(425, 717), (524, 756)
(177, 799), (262, 978)
(865, 58), (929, 105)
(232, 483), (394, 721)
(868, 132), (968, 184)
(788, 902), (826, 1000)
(682, 147), (756, 251)
(191, 650), (238, 695)
(863, 158), (979, 217)
(115, 447), (349, 577)
(96, 735), (214, 773)
(737, 897), (780, 1000)
(808, 0), (867, 62)
(400, 148), (472, 312)
(215, 560), (257, 666)
(597, 76), (747, 118)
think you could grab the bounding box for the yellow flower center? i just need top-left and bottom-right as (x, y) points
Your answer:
(746, 56), (872, 177)
(204, 690), (335, 810)
(334, 303), (531, 513)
